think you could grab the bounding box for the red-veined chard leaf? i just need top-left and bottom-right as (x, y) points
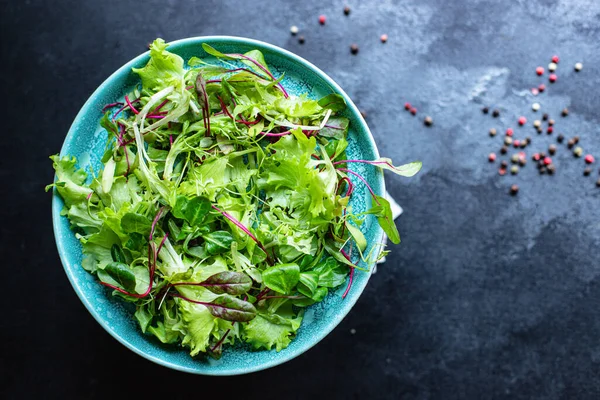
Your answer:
(199, 271), (253, 295)
(318, 93), (347, 112)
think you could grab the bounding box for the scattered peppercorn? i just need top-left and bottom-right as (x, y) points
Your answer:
(482, 106), (489, 114)
(544, 156), (553, 165)
(504, 137), (513, 146)
(596, 178), (600, 187)
(520, 141), (528, 149)
(489, 128), (497, 137)
(539, 84), (546, 92)
(513, 140), (520, 148)
(404, 102), (411, 110)
(511, 165), (519, 175)
(533, 120), (541, 128)
(539, 166), (547, 174)
(542, 113), (549, 121)
(549, 74), (557, 83)
(536, 66), (544, 76)
(552, 55), (560, 63)
(532, 103), (540, 112)
(499, 168), (506, 176)
(298, 36), (305, 44)
(547, 164), (556, 174)
(533, 153), (541, 161)
(536, 127), (543, 134)
(492, 109), (500, 118)
(548, 119), (555, 126)
(584, 167), (592, 176)
(511, 154), (520, 164)
(585, 154), (595, 164)
(500, 146), (508, 154)
(574, 147), (583, 157)
(410, 107), (417, 115)
(567, 139), (575, 148)
(319, 15), (326, 25)
(573, 136), (580, 144)
(489, 153), (496, 162)
(501, 160), (508, 168)
(424, 116), (433, 126)
(548, 62), (557, 72)
(344, 6), (351, 15)
(531, 88), (540, 96)
(561, 108), (569, 117)
(518, 116), (527, 126)
(519, 158), (527, 166)
(547, 126), (554, 134)
(540, 152), (547, 158)
(510, 184), (519, 195)
(290, 25), (299, 35)
(549, 144), (557, 155)
(574, 62), (583, 72)
(506, 128), (514, 136)
(350, 44), (359, 54)
(557, 134), (564, 143)
(380, 34), (388, 43)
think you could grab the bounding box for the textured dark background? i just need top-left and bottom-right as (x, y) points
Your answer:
(3, 0), (600, 399)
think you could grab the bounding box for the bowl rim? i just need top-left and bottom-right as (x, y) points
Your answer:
(52, 35), (385, 375)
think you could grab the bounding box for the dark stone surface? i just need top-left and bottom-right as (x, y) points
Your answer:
(3, 0), (600, 398)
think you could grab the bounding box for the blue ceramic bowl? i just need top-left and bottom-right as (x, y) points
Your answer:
(52, 36), (384, 375)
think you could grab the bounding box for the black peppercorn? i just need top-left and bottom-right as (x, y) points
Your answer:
(492, 109), (500, 118)
(557, 134), (564, 143)
(424, 116), (433, 126)
(549, 119), (555, 126)
(562, 108), (569, 117)
(547, 164), (556, 174)
(350, 44), (359, 54)
(298, 36), (305, 44)
(542, 113), (549, 121)
(573, 136), (580, 144)
(482, 107), (489, 114)
(501, 160), (508, 168)
(584, 167), (592, 176)
(549, 144), (557, 155)
(500, 146), (508, 154)
(344, 6), (351, 15)
(510, 184), (519, 195)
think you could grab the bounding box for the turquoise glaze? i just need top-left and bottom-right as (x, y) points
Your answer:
(52, 36), (384, 375)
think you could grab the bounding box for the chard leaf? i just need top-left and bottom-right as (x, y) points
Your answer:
(262, 263), (300, 295)
(318, 93), (347, 112)
(372, 195), (401, 244)
(200, 271), (252, 295)
(204, 295), (257, 322)
(367, 158), (422, 177)
(320, 117), (349, 139)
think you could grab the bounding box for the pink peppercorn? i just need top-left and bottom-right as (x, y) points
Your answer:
(518, 116), (527, 126)
(538, 84), (546, 92)
(513, 140), (521, 148)
(410, 107), (417, 115)
(547, 126), (554, 134)
(531, 88), (539, 95)
(585, 154), (595, 164)
(544, 156), (552, 165)
(380, 34), (388, 43)
(499, 168), (506, 176)
(519, 152), (526, 159)
(536, 67), (544, 76)
(319, 15), (326, 24)
(549, 74), (557, 83)
(489, 153), (496, 162)
(552, 55), (559, 63)
(533, 153), (541, 161)
(404, 102), (411, 110)
(506, 128), (514, 136)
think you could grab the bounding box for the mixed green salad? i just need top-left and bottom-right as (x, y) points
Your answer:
(48, 39), (420, 358)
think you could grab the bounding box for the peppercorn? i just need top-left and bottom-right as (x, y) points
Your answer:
(519, 158), (527, 166)
(532, 103), (540, 112)
(547, 126), (554, 134)
(547, 164), (556, 174)
(596, 178), (600, 187)
(504, 137), (513, 146)
(536, 66), (544, 76)
(531, 88), (539, 96)
(520, 141), (528, 149)
(557, 134), (564, 143)
(562, 108), (569, 117)
(584, 167), (592, 176)
(544, 157), (553, 165)
(513, 140), (520, 148)
(539, 84), (546, 92)
(549, 74), (557, 83)
(549, 144), (557, 155)
(492, 109), (500, 118)
(548, 62), (557, 72)
(542, 113), (549, 121)
(510, 184), (519, 195)
(482, 106), (489, 114)
(501, 160), (508, 168)
(575, 62), (583, 72)
(350, 44), (359, 54)
(540, 152), (547, 158)
(500, 146), (508, 154)
(298, 36), (305, 44)
(506, 128), (514, 136)
(404, 102), (411, 110)
(410, 107), (417, 115)
(290, 25), (299, 35)
(424, 116), (433, 126)
(533, 153), (540, 161)
(488, 153), (496, 162)
(380, 34), (388, 43)
(567, 139), (575, 148)
(549, 119), (555, 126)
(537, 127), (543, 134)
(574, 147), (583, 157)
(525, 137), (532, 145)
(499, 168), (506, 176)
(344, 6), (351, 15)
(552, 55), (559, 63)
(585, 154), (595, 164)
(539, 166), (547, 174)
(511, 165), (519, 175)
(533, 120), (541, 128)
(573, 136), (580, 144)
(511, 154), (519, 164)
(319, 15), (326, 25)
(518, 116), (527, 126)
(489, 128), (497, 137)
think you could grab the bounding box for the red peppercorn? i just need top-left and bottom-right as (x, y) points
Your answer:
(410, 107), (417, 115)
(549, 74), (557, 83)
(543, 156), (552, 165)
(538, 84), (546, 92)
(547, 126), (553, 134)
(499, 168), (506, 176)
(585, 154), (595, 164)
(552, 55), (559, 63)
(489, 153), (496, 162)
(404, 102), (411, 110)
(319, 15), (326, 24)
(536, 66), (544, 75)
(518, 116), (527, 126)
(506, 128), (514, 136)
(519, 152), (526, 160)
(533, 153), (541, 161)
(513, 140), (520, 148)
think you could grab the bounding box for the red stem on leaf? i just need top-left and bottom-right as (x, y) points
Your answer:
(341, 248), (355, 299)
(336, 168), (380, 205)
(102, 102), (124, 112)
(124, 95), (140, 115)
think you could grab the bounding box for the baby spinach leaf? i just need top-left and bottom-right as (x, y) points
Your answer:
(203, 231), (235, 255)
(104, 262), (137, 291)
(172, 195), (211, 226)
(318, 93), (347, 112)
(262, 263), (300, 295)
(121, 213), (152, 235)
